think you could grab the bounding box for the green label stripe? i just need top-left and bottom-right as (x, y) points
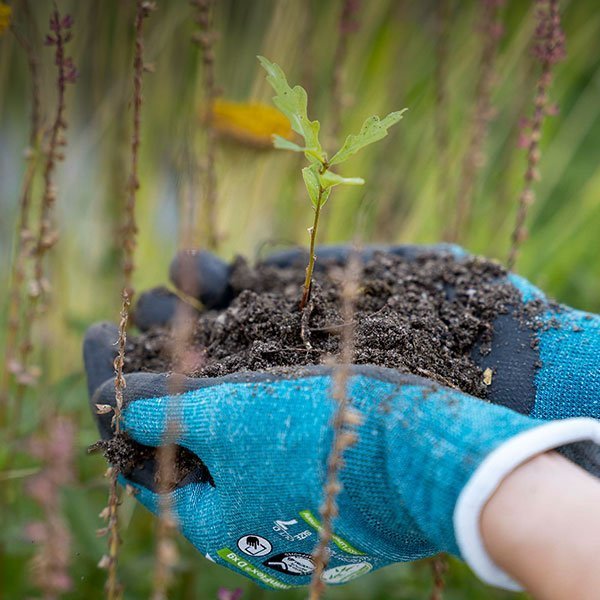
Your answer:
(216, 548), (291, 590)
(299, 510), (366, 556)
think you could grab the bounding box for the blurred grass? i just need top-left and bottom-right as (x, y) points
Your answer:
(0, 0), (599, 598)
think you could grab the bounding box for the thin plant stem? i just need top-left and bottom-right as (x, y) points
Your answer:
(508, 0), (565, 270)
(330, 0), (361, 143)
(429, 555), (448, 600)
(178, 140), (201, 250)
(448, 0), (503, 243)
(0, 4), (45, 584)
(300, 195), (323, 310)
(102, 3), (155, 597)
(434, 0), (452, 234)
(0, 155), (38, 426)
(13, 8), (76, 408)
(308, 254), (362, 600)
(151, 438), (179, 600)
(191, 0), (219, 250)
(150, 300), (198, 598)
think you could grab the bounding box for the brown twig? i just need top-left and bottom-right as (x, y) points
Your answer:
(448, 0), (504, 243)
(330, 0), (361, 143)
(429, 555), (448, 600)
(191, 0), (219, 250)
(100, 3), (155, 598)
(309, 255), (363, 600)
(507, 0), (565, 270)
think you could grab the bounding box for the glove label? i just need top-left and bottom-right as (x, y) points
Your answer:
(321, 562), (373, 583)
(299, 509), (366, 556)
(263, 552), (316, 576)
(217, 548), (291, 590)
(237, 534), (272, 557)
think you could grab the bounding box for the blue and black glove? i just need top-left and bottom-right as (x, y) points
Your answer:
(84, 245), (600, 591)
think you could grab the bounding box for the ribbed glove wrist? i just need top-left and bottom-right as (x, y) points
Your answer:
(383, 384), (600, 589)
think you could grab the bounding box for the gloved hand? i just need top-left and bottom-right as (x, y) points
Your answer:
(84, 246), (600, 591)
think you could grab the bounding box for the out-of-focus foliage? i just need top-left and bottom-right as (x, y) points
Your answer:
(1, 0), (599, 598)
(0, 2), (11, 35)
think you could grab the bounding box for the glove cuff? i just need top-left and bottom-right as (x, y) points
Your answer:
(454, 417), (600, 591)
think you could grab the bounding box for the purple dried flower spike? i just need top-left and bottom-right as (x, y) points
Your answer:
(24, 417), (75, 597)
(508, 0), (566, 269)
(533, 0), (566, 64)
(340, 0), (361, 35)
(45, 10), (77, 84)
(61, 14), (74, 29)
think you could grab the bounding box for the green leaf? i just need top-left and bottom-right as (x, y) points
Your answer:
(319, 170), (365, 189)
(273, 135), (314, 154)
(258, 56), (324, 161)
(302, 164), (321, 207)
(329, 109), (407, 166)
(319, 187), (331, 207)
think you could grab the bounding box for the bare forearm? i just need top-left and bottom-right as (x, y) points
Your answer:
(481, 452), (600, 600)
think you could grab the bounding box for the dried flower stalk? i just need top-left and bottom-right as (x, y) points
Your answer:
(151, 439), (179, 600)
(102, 3), (155, 598)
(429, 555), (448, 600)
(434, 0), (451, 231)
(191, 0), (219, 250)
(508, 0), (565, 270)
(0, 5), (42, 426)
(10, 9), (76, 405)
(330, 0), (361, 142)
(25, 417), (75, 599)
(448, 0), (504, 242)
(309, 255), (363, 600)
(150, 301), (199, 599)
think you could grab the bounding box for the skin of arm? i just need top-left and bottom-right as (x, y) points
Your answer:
(481, 452), (600, 600)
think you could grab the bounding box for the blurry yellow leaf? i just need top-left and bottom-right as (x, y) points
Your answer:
(208, 98), (294, 148)
(0, 3), (11, 35)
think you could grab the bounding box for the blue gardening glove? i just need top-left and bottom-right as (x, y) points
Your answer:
(84, 248), (600, 591)
(84, 324), (600, 591)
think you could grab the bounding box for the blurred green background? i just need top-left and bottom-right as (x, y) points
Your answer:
(1, 0), (599, 597)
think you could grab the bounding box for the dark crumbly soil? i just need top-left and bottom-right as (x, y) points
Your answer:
(108, 251), (547, 486)
(91, 436), (215, 490)
(125, 251), (541, 396)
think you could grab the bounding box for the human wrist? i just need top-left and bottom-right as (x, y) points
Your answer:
(481, 452), (600, 599)
(454, 418), (600, 591)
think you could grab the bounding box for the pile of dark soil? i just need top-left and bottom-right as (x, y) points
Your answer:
(107, 250), (546, 487)
(125, 250), (539, 397)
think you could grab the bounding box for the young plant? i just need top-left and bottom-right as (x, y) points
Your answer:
(258, 56), (406, 309)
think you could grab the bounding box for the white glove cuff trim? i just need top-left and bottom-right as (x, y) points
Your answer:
(454, 417), (600, 591)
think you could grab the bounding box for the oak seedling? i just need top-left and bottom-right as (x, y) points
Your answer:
(258, 56), (406, 309)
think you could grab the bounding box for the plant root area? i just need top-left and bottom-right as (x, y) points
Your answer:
(106, 250), (548, 486)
